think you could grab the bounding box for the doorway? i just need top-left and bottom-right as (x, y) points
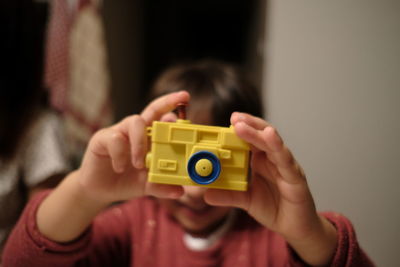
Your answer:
(103, 0), (266, 119)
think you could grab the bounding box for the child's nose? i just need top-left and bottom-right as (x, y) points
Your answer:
(183, 186), (207, 200)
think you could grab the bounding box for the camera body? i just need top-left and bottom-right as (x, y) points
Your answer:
(146, 119), (250, 191)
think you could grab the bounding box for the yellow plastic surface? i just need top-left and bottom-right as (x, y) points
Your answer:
(146, 119), (250, 191)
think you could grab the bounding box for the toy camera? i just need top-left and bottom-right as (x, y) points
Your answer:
(145, 119), (250, 191)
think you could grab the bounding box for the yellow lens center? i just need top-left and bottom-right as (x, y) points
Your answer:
(195, 159), (213, 177)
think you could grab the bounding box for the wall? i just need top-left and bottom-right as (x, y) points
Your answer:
(263, 1), (400, 266)
(103, 0), (144, 120)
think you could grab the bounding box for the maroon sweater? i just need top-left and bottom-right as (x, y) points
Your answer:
(3, 192), (374, 267)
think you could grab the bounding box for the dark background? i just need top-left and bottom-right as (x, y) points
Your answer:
(103, 0), (264, 120)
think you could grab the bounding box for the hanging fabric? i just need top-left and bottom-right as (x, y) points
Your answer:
(44, 0), (73, 111)
(44, 0), (113, 161)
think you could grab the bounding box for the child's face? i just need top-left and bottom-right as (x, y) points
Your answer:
(158, 105), (233, 236)
(159, 187), (232, 236)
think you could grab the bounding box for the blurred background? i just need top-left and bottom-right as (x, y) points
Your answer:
(264, 2), (400, 267)
(102, 0), (266, 120)
(2, 0), (400, 265)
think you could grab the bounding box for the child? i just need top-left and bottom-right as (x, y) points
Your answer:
(3, 60), (374, 266)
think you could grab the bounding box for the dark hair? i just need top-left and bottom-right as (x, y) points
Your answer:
(150, 60), (264, 126)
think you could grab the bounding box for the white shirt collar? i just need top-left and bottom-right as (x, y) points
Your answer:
(183, 209), (237, 251)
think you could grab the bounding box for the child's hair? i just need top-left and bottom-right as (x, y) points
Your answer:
(150, 60), (264, 126)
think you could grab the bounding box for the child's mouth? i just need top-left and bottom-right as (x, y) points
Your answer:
(178, 202), (214, 218)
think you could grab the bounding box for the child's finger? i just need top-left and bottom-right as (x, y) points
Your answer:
(233, 121), (270, 152)
(261, 127), (306, 184)
(89, 128), (130, 173)
(141, 91), (190, 125)
(250, 152), (280, 184)
(231, 112), (270, 130)
(117, 115), (148, 169)
(107, 131), (130, 173)
(204, 188), (250, 211)
(160, 112), (178, 122)
(234, 122), (305, 185)
(261, 126), (294, 166)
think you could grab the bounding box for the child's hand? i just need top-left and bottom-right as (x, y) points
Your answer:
(77, 91), (189, 204)
(36, 92), (189, 243)
(205, 112), (337, 266)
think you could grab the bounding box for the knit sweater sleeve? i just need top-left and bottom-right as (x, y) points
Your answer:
(2, 190), (131, 267)
(287, 212), (375, 267)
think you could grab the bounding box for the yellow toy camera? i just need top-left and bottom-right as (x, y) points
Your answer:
(145, 119), (250, 191)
